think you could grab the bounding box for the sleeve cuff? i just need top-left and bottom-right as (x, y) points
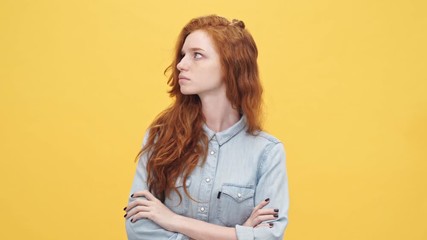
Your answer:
(235, 225), (254, 240)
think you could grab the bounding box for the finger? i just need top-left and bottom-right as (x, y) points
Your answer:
(125, 199), (151, 213)
(250, 209), (279, 226)
(253, 214), (277, 225)
(131, 190), (157, 201)
(130, 211), (151, 223)
(256, 208), (279, 216)
(252, 198), (270, 212)
(125, 205), (150, 219)
(251, 215), (267, 226)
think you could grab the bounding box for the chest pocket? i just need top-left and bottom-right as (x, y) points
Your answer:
(217, 184), (255, 227)
(164, 176), (191, 216)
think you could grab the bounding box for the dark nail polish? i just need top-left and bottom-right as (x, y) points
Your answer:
(274, 214), (278, 218)
(130, 218), (134, 223)
(124, 214), (127, 218)
(131, 194), (134, 198)
(269, 223), (274, 228)
(265, 198), (270, 202)
(123, 207), (127, 211)
(274, 209), (279, 212)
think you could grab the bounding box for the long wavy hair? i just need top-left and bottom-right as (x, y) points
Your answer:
(135, 15), (263, 202)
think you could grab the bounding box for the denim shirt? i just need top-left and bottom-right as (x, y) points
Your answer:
(126, 116), (289, 240)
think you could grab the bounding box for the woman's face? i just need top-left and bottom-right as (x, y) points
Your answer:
(176, 30), (225, 98)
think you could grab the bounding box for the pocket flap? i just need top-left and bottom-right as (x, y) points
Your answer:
(221, 185), (254, 203)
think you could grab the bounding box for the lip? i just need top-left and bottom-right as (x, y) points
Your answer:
(178, 75), (190, 81)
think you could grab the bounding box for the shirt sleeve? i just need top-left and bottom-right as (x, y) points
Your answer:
(235, 142), (289, 240)
(126, 132), (189, 240)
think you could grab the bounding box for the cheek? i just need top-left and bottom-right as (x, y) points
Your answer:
(206, 71), (223, 87)
(206, 64), (223, 83)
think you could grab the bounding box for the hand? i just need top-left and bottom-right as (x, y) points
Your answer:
(124, 190), (179, 232)
(243, 198), (279, 228)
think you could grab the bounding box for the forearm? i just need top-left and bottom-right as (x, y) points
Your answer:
(172, 215), (237, 240)
(126, 217), (188, 240)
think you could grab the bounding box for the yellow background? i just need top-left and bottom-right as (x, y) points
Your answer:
(1, 0), (426, 239)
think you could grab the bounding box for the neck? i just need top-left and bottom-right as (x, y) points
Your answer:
(199, 93), (240, 132)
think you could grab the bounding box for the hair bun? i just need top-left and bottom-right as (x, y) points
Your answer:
(231, 19), (245, 29)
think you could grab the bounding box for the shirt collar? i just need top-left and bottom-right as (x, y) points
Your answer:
(203, 115), (247, 146)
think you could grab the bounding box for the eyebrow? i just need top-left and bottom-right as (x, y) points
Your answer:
(181, 47), (206, 54)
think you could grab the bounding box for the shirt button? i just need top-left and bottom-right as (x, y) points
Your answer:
(205, 178), (211, 183)
(200, 207), (205, 212)
(210, 151), (215, 155)
(237, 193), (242, 198)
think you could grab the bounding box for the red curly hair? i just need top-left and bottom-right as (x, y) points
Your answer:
(136, 15), (263, 202)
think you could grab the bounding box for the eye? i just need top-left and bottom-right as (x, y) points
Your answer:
(194, 52), (203, 59)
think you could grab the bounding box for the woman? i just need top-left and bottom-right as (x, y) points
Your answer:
(124, 15), (289, 240)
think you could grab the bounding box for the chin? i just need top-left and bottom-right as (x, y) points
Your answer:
(179, 87), (198, 95)
(180, 91), (198, 96)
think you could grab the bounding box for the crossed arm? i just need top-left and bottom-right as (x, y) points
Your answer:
(124, 191), (277, 240)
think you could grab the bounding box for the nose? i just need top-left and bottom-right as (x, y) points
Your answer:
(176, 56), (189, 71)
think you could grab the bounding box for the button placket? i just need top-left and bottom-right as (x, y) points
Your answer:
(196, 141), (218, 221)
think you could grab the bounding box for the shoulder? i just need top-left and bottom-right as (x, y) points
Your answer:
(246, 131), (287, 176)
(254, 131), (282, 145)
(242, 130), (283, 148)
(141, 128), (157, 147)
(239, 129), (285, 158)
(257, 131), (284, 158)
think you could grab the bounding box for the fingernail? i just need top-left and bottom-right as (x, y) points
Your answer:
(269, 223), (274, 228)
(265, 198), (270, 202)
(123, 207), (127, 211)
(124, 214), (127, 218)
(130, 194), (134, 198)
(274, 214), (278, 218)
(274, 209), (279, 212)
(130, 218), (134, 223)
